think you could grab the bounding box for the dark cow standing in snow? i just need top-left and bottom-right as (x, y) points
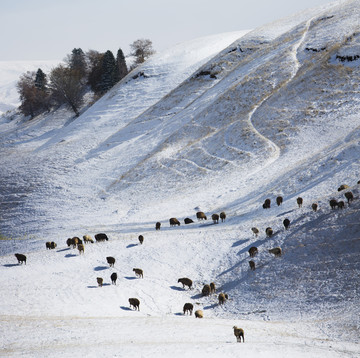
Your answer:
(15, 253), (27, 265)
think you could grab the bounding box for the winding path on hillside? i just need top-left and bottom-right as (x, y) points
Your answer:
(244, 17), (315, 171)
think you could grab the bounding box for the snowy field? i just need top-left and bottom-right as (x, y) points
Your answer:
(0, 0), (359, 357)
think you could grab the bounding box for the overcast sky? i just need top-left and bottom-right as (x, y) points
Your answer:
(0, 0), (335, 61)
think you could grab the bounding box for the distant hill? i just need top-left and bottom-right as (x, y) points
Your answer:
(0, 60), (59, 115)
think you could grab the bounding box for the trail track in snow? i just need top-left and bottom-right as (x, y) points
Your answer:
(245, 17), (315, 171)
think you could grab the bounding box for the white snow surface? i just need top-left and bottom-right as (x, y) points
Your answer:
(0, 1), (360, 357)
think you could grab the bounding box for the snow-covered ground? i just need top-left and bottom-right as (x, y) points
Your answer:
(0, 1), (359, 357)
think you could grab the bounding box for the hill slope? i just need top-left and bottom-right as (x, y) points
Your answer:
(0, 1), (359, 356)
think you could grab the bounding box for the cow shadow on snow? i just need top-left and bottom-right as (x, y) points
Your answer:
(3, 264), (19, 268)
(87, 283), (111, 288)
(190, 293), (202, 300)
(204, 303), (218, 310)
(57, 248), (71, 253)
(231, 239), (249, 248)
(65, 253), (77, 258)
(120, 306), (132, 311)
(170, 285), (186, 292)
(276, 209), (295, 217)
(94, 266), (109, 271)
(126, 243), (138, 248)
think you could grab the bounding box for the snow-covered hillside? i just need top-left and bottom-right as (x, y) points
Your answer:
(0, 1), (359, 357)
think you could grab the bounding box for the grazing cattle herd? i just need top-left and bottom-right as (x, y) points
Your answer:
(10, 182), (359, 343)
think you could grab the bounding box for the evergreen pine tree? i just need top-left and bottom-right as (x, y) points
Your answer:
(34, 68), (47, 90)
(115, 48), (128, 82)
(68, 48), (87, 80)
(86, 50), (104, 94)
(99, 50), (117, 93)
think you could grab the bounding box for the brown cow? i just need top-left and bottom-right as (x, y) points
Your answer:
(220, 212), (226, 222)
(202, 284), (211, 296)
(178, 277), (193, 290)
(106, 256), (115, 267)
(266, 227), (273, 237)
(263, 198), (271, 209)
(77, 243), (84, 255)
(129, 298), (140, 311)
(268, 247), (282, 257)
(169, 218), (180, 227)
(330, 199), (338, 209)
(218, 293), (228, 305)
(233, 326), (245, 343)
(337, 201), (345, 209)
(133, 268), (143, 278)
(110, 272), (117, 285)
(15, 253), (27, 265)
(297, 197), (303, 208)
(95, 233), (108, 242)
(283, 218), (290, 230)
(212, 214), (219, 224)
(249, 260), (256, 271)
(196, 212), (207, 220)
(345, 191), (354, 203)
(248, 246), (258, 258)
(183, 303), (194, 315)
(97, 277), (103, 287)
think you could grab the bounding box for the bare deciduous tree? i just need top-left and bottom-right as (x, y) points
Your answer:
(129, 39), (155, 68)
(17, 70), (49, 118)
(49, 65), (83, 117)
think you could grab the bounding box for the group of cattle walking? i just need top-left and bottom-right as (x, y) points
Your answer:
(156, 211), (227, 230)
(177, 276), (230, 326)
(252, 183), (358, 272)
(11, 182), (358, 344)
